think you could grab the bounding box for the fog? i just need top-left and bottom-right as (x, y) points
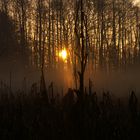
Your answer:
(0, 57), (73, 93)
(1, 55), (140, 99)
(86, 66), (140, 98)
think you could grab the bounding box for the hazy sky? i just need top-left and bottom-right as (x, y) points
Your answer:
(133, 0), (140, 6)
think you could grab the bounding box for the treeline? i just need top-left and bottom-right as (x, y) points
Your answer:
(0, 0), (140, 71)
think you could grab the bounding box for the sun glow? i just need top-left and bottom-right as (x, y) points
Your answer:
(59, 49), (67, 60)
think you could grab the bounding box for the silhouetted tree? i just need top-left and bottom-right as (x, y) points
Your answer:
(0, 11), (18, 57)
(129, 91), (138, 119)
(74, 0), (89, 98)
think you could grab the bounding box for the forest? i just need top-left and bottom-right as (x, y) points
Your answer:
(0, 0), (140, 139)
(1, 0), (140, 89)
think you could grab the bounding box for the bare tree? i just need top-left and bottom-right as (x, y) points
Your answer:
(74, 0), (89, 98)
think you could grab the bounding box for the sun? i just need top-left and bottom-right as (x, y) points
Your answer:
(59, 49), (67, 60)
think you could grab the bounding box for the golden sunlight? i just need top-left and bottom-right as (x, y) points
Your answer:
(59, 49), (67, 60)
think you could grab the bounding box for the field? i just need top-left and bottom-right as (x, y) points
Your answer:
(0, 82), (139, 140)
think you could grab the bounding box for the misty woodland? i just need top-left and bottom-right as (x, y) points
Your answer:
(0, 0), (140, 139)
